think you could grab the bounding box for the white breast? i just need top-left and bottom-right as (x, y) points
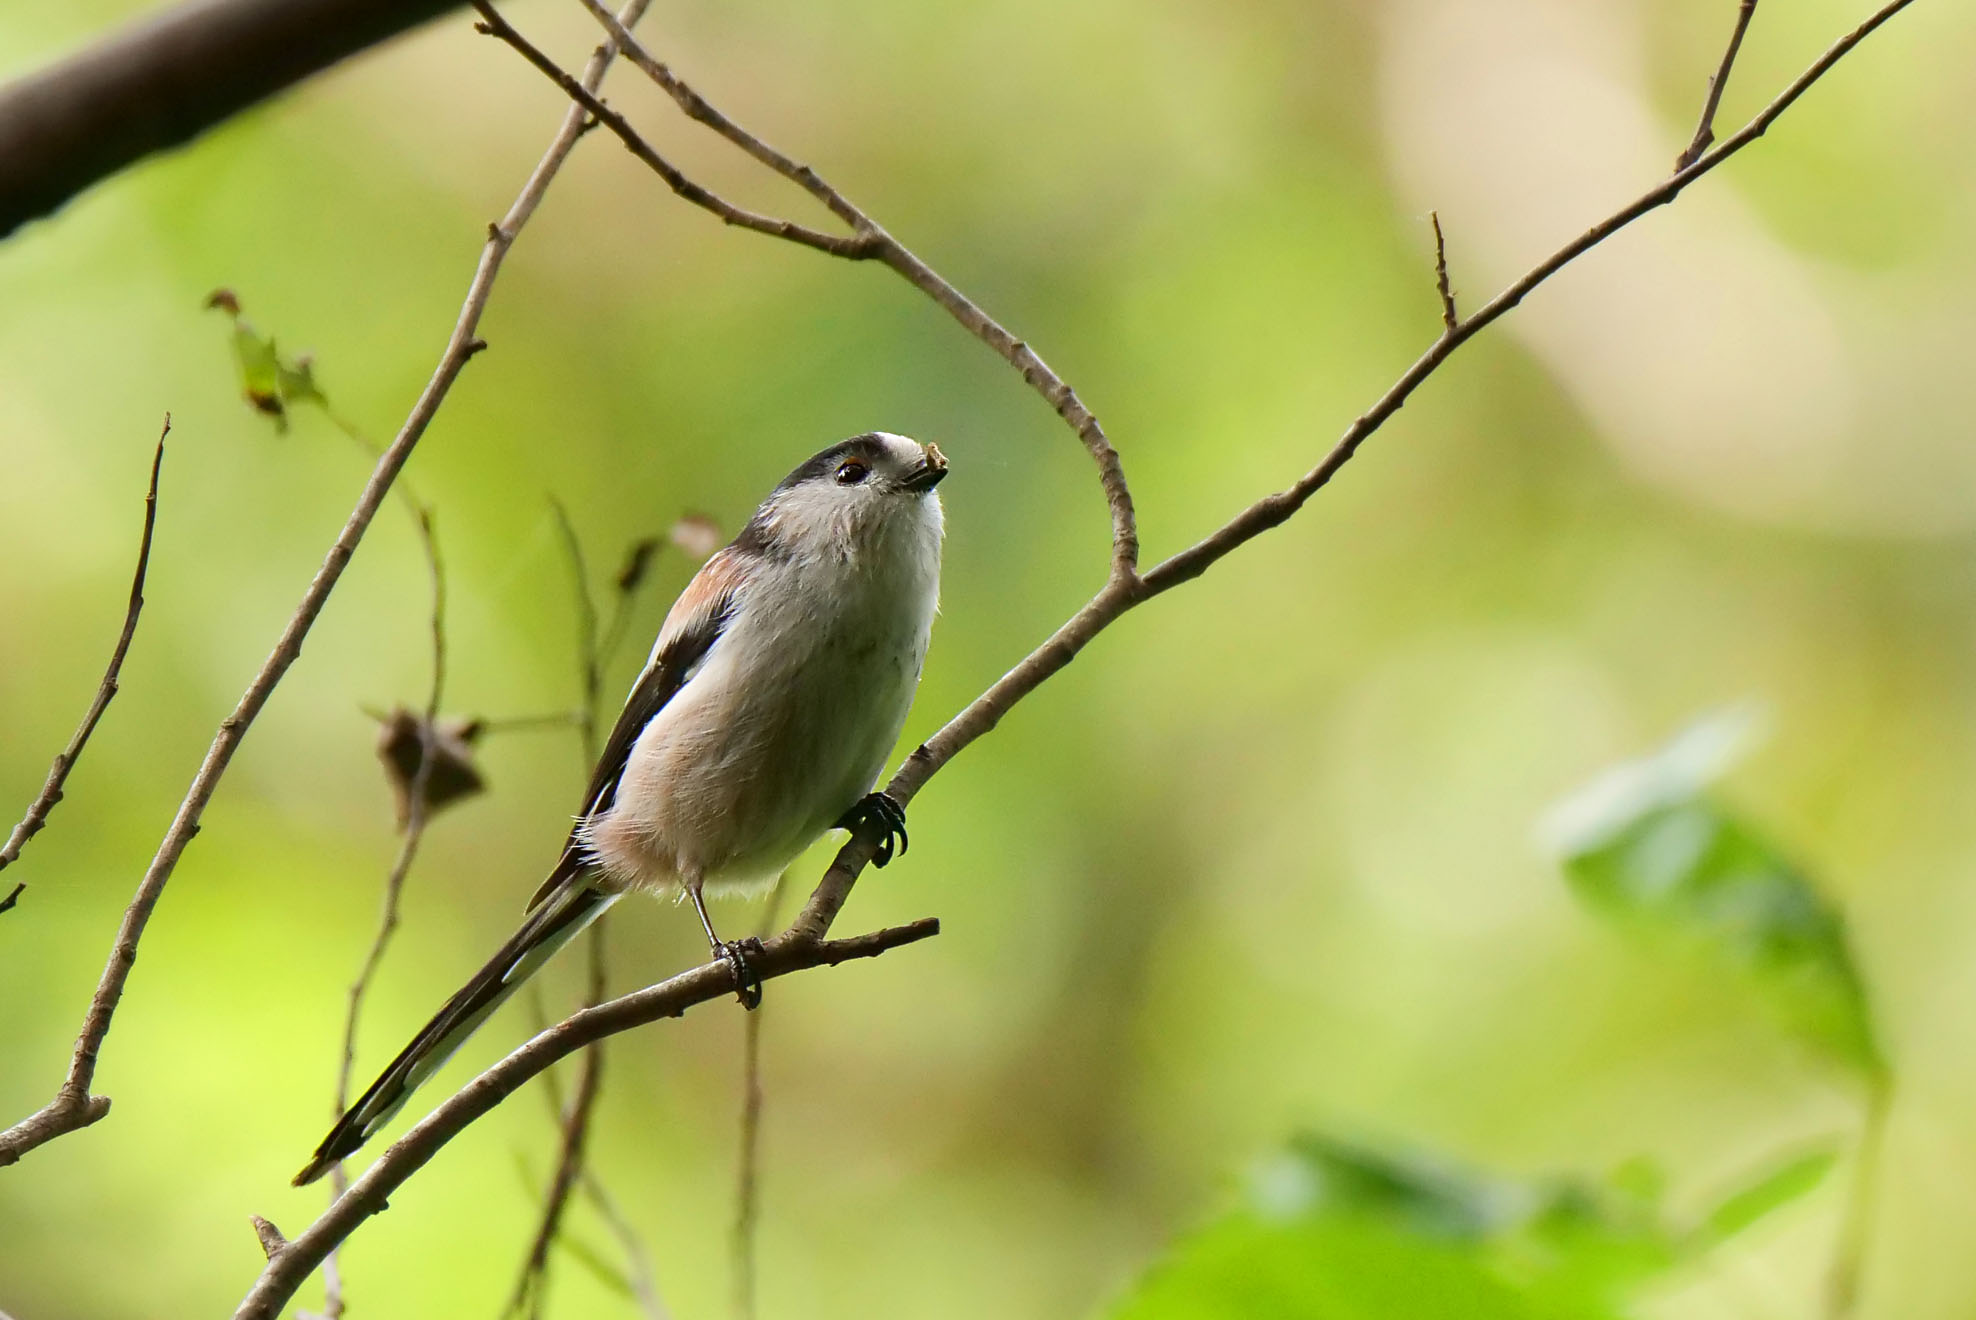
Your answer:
(590, 496), (942, 896)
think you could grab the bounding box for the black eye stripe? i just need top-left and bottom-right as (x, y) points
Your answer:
(775, 435), (892, 493)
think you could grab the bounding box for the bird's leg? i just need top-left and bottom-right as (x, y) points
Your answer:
(685, 875), (763, 1010)
(835, 791), (909, 867)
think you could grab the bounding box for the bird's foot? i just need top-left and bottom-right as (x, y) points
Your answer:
(836, 791), (909, 867)
(716, 936), (766, 1010)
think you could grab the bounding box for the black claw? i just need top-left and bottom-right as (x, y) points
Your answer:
(717, 936), (765, 1010)
(836, 791), (909, 868)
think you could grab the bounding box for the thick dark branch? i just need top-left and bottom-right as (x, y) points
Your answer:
(234, 919), (940, 1320)
(0, 421), (166, 906)
(1678, 0), (1760, 170)
(0, 0), (463, 238)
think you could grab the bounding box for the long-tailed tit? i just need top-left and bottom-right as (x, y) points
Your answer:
(294, 432), (947, 1185)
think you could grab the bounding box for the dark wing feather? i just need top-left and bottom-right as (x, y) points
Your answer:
(526, 551), (742, 908)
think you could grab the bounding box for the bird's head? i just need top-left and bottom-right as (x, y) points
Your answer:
(740, 432), (947, 564)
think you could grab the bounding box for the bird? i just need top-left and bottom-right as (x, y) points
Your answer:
(294, 431), (948, 1186)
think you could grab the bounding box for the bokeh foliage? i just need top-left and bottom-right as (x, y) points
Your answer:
(4, 1), (1975, 1318)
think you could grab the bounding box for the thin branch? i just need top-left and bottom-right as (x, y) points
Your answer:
(547, 499), (603, 763)
(730, 879), (788, 1320)
(470, 3), (870, 259)
(771, 0), (1923, 944)
(531, 0), (1143, 579)
(0, 0), (624, 1174)
(251, 1215), (290, 1262)
(1429, 211), (1458, 332)
(1139, 0), (1916, 599)
(582, 1173), (671, 1320)
(235, 918), (941, 1320)
(474, 710), (587, 734)
(506, 994), (604, 1319)
(600, 535), (664, 671)
(0, 421), (166, 911)
(509, 518), (665, 1317)
(1678, 0), (1760, 170)
(322, 505), (448, 1319)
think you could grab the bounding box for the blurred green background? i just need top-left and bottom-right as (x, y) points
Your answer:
(3, 0), (1975, 1316)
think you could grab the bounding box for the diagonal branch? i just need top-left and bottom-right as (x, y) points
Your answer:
(0, 419), (166, 912)
(235, 918), (941, 1320)
(485, 0), (1139, 579)
(1138, 0), (1916, 598)
(782, 0), (1924, 940)
(469, 4), (868, 258)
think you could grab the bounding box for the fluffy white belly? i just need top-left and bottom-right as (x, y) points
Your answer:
(585, 550), (934, 896)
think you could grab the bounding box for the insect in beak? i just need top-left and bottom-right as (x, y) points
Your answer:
(904, 442), (949, 493)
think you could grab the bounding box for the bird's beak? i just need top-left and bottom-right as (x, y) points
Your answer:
(904, 442), (949, 493)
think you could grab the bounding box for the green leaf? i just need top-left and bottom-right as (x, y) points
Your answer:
(229, 323), (287, 429)
(1690, 1146), (1838, 1249)
(1263, 1133), (1515, 1240)
(277, 354), (326, 409)
(1542, 709), (1881, 1074)
(1109, 1134), (1695, 1320)
(208, 289), (334, 431)
(1108, 1213), (1610, 1320)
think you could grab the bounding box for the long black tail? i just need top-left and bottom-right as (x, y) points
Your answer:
(293, 876), (617, 1186)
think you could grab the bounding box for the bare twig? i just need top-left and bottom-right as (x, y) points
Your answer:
(583, 1174), (671, 1320)
(547, 499), (603, 762)
(1678, 0), (1760, 170)
(322, 505), (448, 1319)
(474, 710), (587, 734)
(731, 880), (788, 1320)
(508, 516), (664, 1318)
(0, 421), (166, 914)
(470, 4), (870, 259)
(250, 1215), (290, 1262)
(0, 0), (633, 1178)
(506, 998), (604, 1319)
(600, 535), (664, 672)
(517, 0), (1141, 578)
(1429, 211), (1458, 332)
(236, 917), (941, 1319)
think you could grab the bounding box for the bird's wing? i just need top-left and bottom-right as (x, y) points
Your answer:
(526, 547), (745, 910)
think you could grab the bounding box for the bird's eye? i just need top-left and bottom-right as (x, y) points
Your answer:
(835, 459), (871, 485)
